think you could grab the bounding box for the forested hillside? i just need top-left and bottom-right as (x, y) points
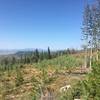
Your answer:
(0, 0), (100, 100)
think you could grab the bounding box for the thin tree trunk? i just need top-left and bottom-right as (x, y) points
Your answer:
(90, 42), (92, 70)
(84, 48), (87, 68)
(96, 46), (99, 61)
(84, 38), (88, 68)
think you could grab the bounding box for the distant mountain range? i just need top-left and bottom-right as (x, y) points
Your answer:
(0, 50), (18, 55)
(0, 48), (43, 56)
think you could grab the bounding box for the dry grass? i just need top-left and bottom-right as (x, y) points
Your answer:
(0, 54), (87, 100)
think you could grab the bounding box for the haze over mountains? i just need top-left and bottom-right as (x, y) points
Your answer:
(0, 49), (35, 55)
(0, 48), (49, 55)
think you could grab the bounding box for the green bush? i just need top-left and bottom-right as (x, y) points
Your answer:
(74, 61), (100, 99)
(15, 68), (24, 87)
(35, 55), (83, 70)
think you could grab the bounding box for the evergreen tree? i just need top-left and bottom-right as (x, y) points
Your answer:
(47, 47), (51, 59)
(12, 57), (16, 65)
(39, 51), (44, 61)
(81, 61), (100, 99)
(34, 49), (39, 62)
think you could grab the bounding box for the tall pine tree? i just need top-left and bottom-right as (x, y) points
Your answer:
(47, 47), (51, 59)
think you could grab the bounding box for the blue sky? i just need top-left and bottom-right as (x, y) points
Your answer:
(0, 0), (93, 50)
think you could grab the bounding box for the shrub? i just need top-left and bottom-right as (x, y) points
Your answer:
(15, 68), (24, 87)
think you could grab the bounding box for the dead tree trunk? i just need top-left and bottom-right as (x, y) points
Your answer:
(90, 39), (93, 70)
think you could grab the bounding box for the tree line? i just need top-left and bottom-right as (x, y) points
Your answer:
(0, 47), (77, 71)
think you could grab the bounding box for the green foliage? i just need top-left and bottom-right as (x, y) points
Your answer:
(86, 61), (100, 99)
(31, 76), (41, 95)
(58, 81), (83, 100)
(47, 47), (51, 59)
(60, 60), (100, 100)
(15, 68), (24, 87)
(31, 67), (57, 99)
(73, 61), (100, 99)
(41, 69), (56, 85)
(36, 55), (83, 70)
(0, 52), (86, 100)
(60, 90), (73, 100)
(0, 48), (78, 68)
